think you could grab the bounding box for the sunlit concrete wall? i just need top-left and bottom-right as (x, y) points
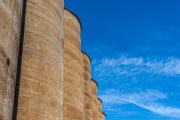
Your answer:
(0, 0), (23, 119)
(0, 1), (106, 119)
(16, 0), (64, 119)
(63, 8), (83, 120)
(82, 52), (93, 120)
(91, 79), (99, 120)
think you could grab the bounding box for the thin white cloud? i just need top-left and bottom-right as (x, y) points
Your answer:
(93, 55), (180, 118)
(137, 103), (180, 118)
(100, 89), (167, 105)
(92, 55), (180, 81)
(100, 89), (180, 118)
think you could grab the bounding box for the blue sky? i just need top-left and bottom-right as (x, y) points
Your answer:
(65, 0), (180, 120)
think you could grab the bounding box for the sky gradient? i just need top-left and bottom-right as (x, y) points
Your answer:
(65, 0), (180, 120)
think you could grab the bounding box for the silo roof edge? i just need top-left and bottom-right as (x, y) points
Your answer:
(81, 50), (92, 63)
(64, 7), (82, 30)
(91, 78), (98, 87)
(98, 98), (103, 104)
(102, 112), (106, 117)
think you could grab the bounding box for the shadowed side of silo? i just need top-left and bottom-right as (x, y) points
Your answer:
(82, 52), (93, 120)
(91, 79), (99, 120)
(0, 0), (23, 119)
(16, 0), (64, 119)
(63, 8), (83, 120)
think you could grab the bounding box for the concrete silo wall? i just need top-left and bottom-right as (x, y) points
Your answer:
(0, 0), (106, 119)
(0, 0), (23, 120)
(16, 0), (64, 119)
(63, 9), (82, 120)
(91, 79), (99, 120)
(98, 98), (103, 120)
(82, 52), (92, 120)
(102, 112), (106, 120)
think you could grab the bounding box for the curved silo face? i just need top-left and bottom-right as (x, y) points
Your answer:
(0, 0), (23, 119)
(82, 52), (92, 120)
(63, 9), (83, 120)
(98, 98), (103, 120)
(91, 79), (98, 120)
(16, 0), (64, 119)
(102, 112), (106, 120)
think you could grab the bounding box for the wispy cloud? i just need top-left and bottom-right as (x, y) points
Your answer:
(136, 103), (180, 119)
(100, 89), (180, 118)
(100, 89), (167, 104)
(92, 55), (180, 81)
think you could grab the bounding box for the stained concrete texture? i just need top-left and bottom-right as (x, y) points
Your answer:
(63, 9), (83, 120)
(82, 52), (93, 120)
(0, 0), (23, 120)
(16, 0), (64, 119)
(0, 1), (106, 119)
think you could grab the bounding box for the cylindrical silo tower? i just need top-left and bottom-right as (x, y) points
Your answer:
(91, 79), (99, 120)
(63, 8), (83, 120)
(98, 98), (103, 120)
(16, 0), (64, 119)
(82, 51), (93, 120)
(102, 112), (106, 120)
(0, 0), (23, 119)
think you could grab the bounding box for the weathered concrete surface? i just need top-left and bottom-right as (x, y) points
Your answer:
(63, 9), (82, 120)
(91, 79), (98, 120)
(0, 0), (23, 120)
(82, 52), (92, 120)
(16, 0), (64, 119)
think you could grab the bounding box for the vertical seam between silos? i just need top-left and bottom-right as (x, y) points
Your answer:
(12, 0), (27, 119)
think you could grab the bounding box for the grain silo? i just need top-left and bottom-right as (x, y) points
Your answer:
(91, 79), (99, 120)
(63, 8), (83, 120)
(0, 0), (23, 119)
(98, 98), (103, 120)
(82, 51), (93, 120)
(102, 112), (106, 120)
(16, 0), (64, 119)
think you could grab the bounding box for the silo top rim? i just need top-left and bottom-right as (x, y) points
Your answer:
(91, 78), (98, 87)
(64, 8), (82, 30)
(98, 98), (103, 104)
(81, 50), (92, 63)
(102, 112), (106, 117)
